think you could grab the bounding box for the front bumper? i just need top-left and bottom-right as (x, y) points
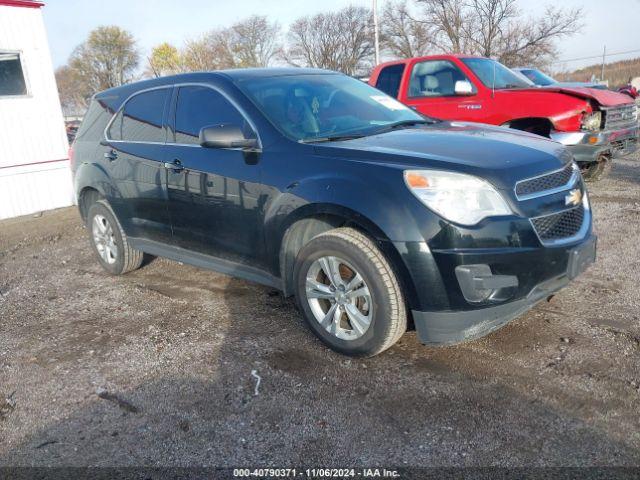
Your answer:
(410, 235), (597, 345)
(550, 124), (638, 163)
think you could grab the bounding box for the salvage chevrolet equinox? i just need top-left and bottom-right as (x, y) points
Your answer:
(71, 69), (597, 357)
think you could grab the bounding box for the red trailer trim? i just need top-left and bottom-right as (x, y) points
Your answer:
(0, 0), (44, 8)
(0, 158), (68, 170)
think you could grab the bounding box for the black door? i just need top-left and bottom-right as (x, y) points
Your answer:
(164, 85), (265, 266)
(104, 87), (173, 244)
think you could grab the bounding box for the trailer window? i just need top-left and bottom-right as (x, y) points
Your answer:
(0, 52), (27, 96)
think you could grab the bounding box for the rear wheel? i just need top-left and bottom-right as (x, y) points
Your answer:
(87, 200), (144, 275)
(294, 228), (407, 357)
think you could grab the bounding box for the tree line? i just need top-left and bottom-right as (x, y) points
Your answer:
(56, 0), (582, 114)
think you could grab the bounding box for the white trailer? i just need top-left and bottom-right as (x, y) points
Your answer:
(0, 0), (71, 220)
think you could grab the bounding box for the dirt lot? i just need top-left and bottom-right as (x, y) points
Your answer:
(1, 155), (639, 469)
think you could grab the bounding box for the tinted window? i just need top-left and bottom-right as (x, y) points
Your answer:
(0, 52), (27, 96)
(239, 74), (423, 142)
(461, 58), (530, 90)
(519, 69), (555, 86)
(408, 60), (474, 98)
(108, 88), (169, 142)
(375, 64), (405, 98)
(174, 86), (247, 145)
(77, 99), (115, 142)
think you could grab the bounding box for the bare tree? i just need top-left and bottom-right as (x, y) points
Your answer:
(283, 6), (374, 76)
(418, 0), (473, 53)
(55, 65), (90, 115)
(381, 1), (434, 58)
(180, 16), (281, 72)
(496, 5), (583, 67)
(229, 15), (281, 67)
(68, 26), (139, 92)
(182, 30), (235, 71)
(411, 0), (583, 67)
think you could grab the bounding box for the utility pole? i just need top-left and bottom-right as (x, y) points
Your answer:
(600, 45), (606, 82)
(373, 0), (380, 66)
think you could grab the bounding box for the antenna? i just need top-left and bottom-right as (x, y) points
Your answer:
(373, 0), (380, 66)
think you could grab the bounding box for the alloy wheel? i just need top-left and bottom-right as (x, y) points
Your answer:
(92, 214), (117, 265)
(305, 256), (372, 340)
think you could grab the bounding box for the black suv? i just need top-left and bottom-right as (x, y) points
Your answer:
(71, 69), (596, 357)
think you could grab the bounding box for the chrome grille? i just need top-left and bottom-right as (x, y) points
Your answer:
(531, 205), (585, 242)
(603, 104), (638, 131)
(515, 163), (577, 200)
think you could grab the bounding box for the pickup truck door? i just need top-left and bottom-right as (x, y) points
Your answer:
(399, 59), (486, 123)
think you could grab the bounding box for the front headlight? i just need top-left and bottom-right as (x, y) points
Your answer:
(404, 170), (512, 225)
(581, 111), (602, 131)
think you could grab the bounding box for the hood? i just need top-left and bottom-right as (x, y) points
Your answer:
(313, 122), (572, 190)
(504, 86), (633, 107)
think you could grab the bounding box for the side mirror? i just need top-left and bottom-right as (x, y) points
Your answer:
(199, 124), (258, 149)
(454, 80), (474, 96)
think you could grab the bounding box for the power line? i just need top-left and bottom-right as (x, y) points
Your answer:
(552, 48), (640, 64)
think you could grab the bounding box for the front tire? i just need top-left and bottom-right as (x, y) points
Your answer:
(293, 228), (407, 357)
(87, 200), (144, 275)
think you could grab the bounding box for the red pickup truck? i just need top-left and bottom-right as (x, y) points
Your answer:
(369, 55), (638, 179)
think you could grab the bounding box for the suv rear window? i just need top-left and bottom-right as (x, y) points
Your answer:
(375, 64), (405, 98)
(108, 88), (169, 142)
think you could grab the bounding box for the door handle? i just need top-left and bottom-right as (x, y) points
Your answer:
(104, 149), (118, 161)
(164, 159), (184, 172)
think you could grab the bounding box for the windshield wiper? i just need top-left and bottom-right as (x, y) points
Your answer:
(299, 134), (365, 144)
(369, 118), (435, 135)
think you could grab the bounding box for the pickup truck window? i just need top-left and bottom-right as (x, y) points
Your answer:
(375, 64), (405, 98)
(408, 60), (473, 98)
(461, 58), (530, 90)
(239, 73), (422, 142)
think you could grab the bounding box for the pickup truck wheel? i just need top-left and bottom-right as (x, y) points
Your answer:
(87, 200), (144, 275)
(293, 228), (407, 357)
(581, 155), (611, 182)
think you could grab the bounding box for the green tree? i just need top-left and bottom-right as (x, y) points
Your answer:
(147, 42), (183, 77)
(69, 26), (139, 92)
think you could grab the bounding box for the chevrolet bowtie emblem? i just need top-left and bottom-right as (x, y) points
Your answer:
(565, 188), (582, 207)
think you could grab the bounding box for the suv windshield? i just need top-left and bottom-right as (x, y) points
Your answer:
(519, 68), (557, 86)
(238, 74), (426, 142)
(462, 58), (532, 90)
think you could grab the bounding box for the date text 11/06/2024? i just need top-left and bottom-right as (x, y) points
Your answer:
(232, 468), (400, 477)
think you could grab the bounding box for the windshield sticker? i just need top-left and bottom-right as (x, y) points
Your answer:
(370, 95), (410, 111)
(311, 96), (320, 114)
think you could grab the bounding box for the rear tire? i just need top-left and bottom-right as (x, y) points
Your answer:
(87, 200), (144, 275)
(293, 227), (407, 357)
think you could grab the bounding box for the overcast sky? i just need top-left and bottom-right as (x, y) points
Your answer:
(42, 0), (640, 71)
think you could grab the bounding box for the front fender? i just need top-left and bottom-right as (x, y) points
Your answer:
(264, 171), (425, 257)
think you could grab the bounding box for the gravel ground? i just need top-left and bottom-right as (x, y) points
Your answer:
(0, 154), (639, 469)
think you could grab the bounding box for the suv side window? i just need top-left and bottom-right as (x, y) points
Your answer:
(108, 88), (169, 142)
(375, 64), (405, 98)
(174, 85), (250, 145)
(408, 60), (475, 98)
